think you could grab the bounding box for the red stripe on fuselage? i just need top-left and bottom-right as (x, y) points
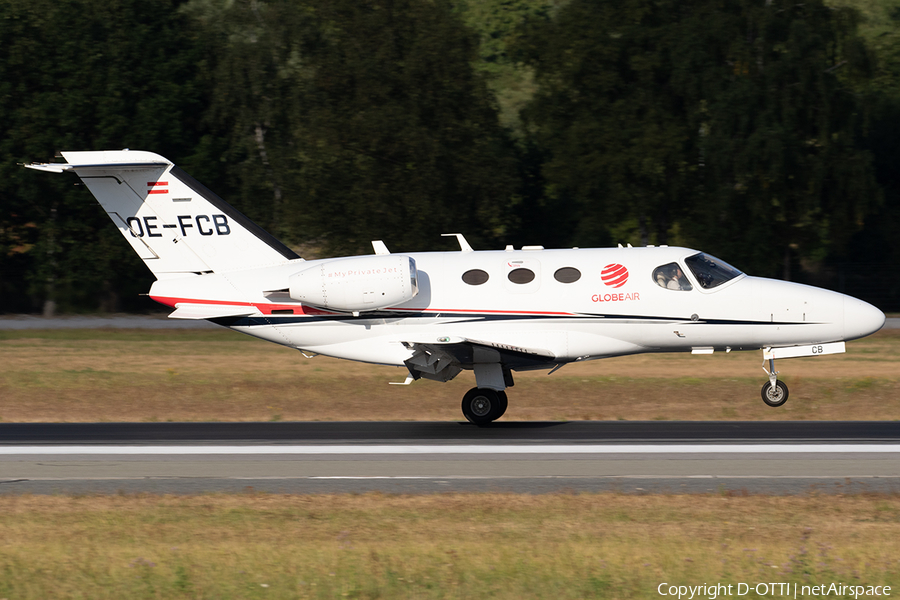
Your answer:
(150, 296), (577, 318)
(149, 296), (335, 316)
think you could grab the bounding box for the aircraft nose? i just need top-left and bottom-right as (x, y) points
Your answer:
(844, 297), (885, 341)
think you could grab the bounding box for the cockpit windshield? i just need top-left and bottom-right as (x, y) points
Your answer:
(684, 253), (743, 289)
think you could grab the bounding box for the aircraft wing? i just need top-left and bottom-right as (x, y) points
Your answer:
(400, 336), (557, 383)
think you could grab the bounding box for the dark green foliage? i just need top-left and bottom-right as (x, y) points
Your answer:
(675, 0), (878, 279)
(452, 0), (559, 136)
(519, 0), (878, 278)
(0, 0), (895, 311)
(288, 0), (518, 254)
(826, 0), (900, 309)
(1, 0), (517, 311)
(0, 0), (204, 311)
(180, 0), (315, 238)
(190, 0), (518, 255)
(518, 0), (698, 249)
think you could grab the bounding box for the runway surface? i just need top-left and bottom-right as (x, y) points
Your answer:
(2, 421), (899, 495)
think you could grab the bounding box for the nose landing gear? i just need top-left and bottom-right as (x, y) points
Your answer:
(761, 351), (789, 407)
(758, 342), (846, 407)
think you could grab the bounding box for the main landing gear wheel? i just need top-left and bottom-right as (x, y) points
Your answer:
(461, 387), (505, 425)
(761, 380), (789, 407)
(496, 391), (508, 420)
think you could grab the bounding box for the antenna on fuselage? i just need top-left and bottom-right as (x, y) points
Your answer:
(441, 233), (473, 252)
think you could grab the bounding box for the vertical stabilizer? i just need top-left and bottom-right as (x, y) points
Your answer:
(26, 150), (300, 277)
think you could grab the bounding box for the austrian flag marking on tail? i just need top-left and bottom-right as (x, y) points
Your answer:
(147, 181), (168, 195)
(601, 263), (628, 288)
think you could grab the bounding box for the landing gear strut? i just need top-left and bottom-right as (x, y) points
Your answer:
(461, 387), (508, 425)
(761, 352), (789, 407)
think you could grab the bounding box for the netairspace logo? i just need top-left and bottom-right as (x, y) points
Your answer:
(658, 582), (892, 599)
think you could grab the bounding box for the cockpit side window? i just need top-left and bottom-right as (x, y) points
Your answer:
(653, 262), (693, 291)
(684, 253), (742, 289)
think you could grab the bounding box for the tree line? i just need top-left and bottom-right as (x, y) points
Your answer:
(1, 0), (898, 313)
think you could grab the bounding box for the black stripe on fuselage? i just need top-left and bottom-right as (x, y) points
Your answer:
(211, 312), (815, 328)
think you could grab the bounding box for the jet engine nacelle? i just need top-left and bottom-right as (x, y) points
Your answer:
(288, 255), (418, 312)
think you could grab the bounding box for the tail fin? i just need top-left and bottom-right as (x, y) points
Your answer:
(26, 150), (299, 277)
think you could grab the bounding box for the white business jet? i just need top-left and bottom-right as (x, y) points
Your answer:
(26, 150), (886, 423)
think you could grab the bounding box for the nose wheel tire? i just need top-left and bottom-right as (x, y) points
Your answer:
(462, 388), (506, 425)
(761, 380), (789, 407)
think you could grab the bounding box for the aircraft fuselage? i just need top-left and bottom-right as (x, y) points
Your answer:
(148, 246), (884, 368)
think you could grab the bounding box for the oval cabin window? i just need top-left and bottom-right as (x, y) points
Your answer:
(462, 269), (490, 285)
(508, 268), (536, 284)
(554, 267), (581, 283)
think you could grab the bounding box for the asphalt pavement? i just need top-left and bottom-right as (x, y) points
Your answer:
(2, 421), (899, 495)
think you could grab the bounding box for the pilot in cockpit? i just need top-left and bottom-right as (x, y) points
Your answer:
(654, 263), (693, 291)
(668, 265), (690, 290)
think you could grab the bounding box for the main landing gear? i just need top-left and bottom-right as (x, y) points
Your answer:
(761, 352), (789, 407)
(461, 387), (508, 425)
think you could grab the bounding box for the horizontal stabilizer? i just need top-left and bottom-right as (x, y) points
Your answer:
(24, 161), (169, 173)
(168, 303), (257, 320)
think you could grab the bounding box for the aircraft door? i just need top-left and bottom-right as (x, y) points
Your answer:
(645, 260), (707, 349)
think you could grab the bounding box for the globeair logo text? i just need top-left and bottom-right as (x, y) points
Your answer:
(593, 263), (639, 302)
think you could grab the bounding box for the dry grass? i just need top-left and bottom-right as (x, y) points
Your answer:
(0, 329), (897, 422)
(1, 492), (899, 599)
(1, 330), (898, 597)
